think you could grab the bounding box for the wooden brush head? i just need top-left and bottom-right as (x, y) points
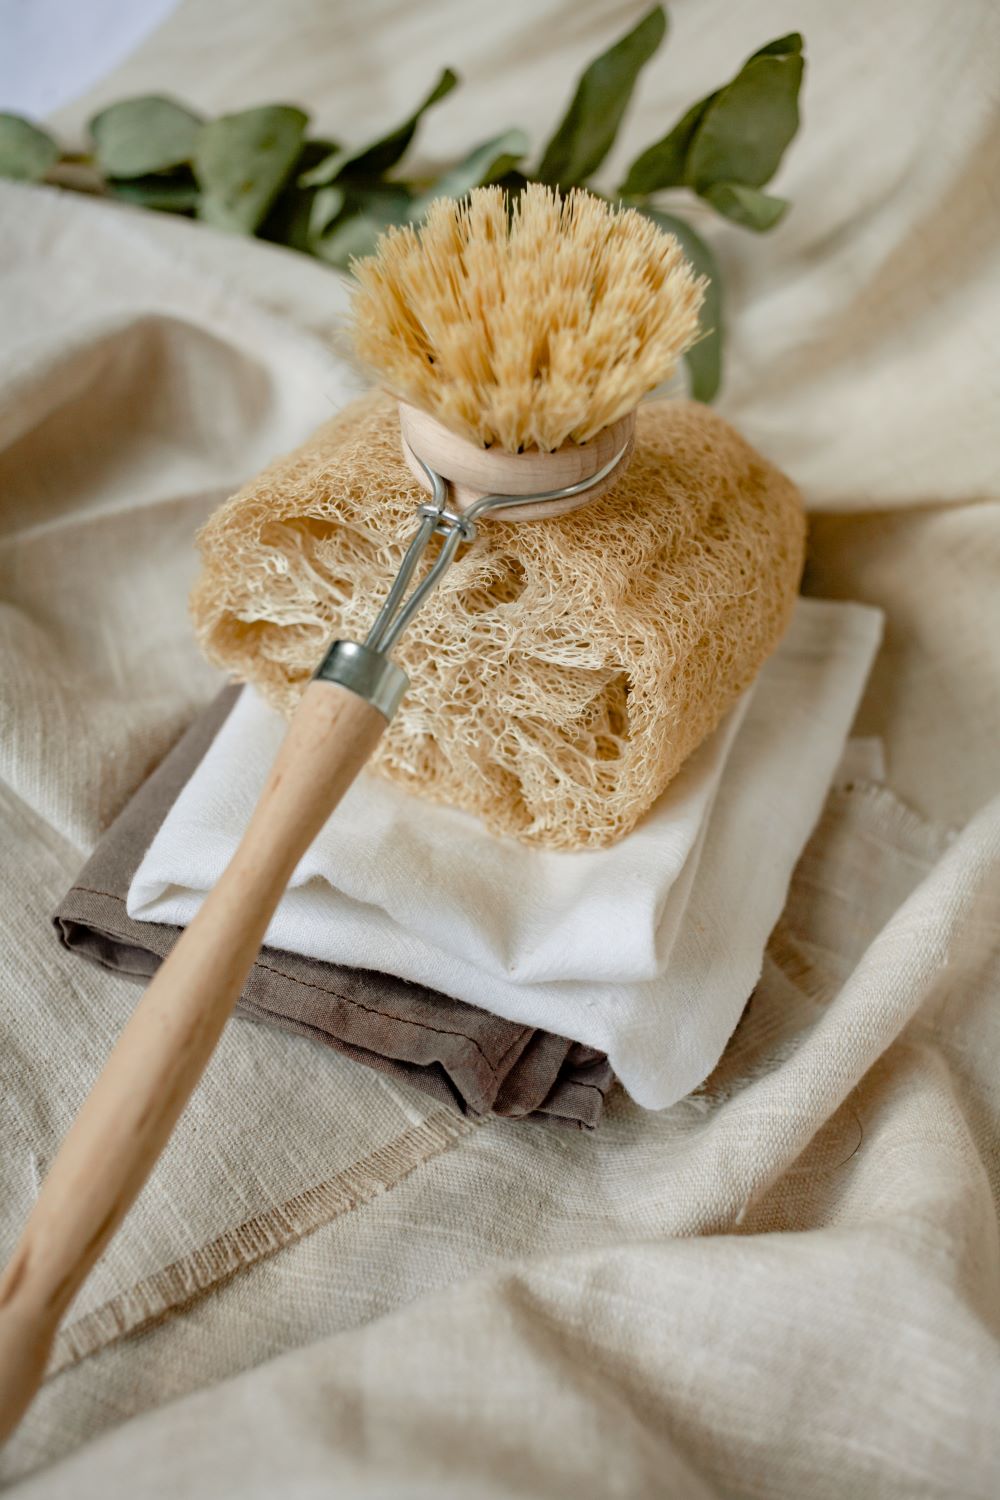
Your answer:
(351, 185), (706, 458)
(398, 401), (636, 520)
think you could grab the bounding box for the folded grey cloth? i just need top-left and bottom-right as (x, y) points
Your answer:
(54, 687), (613, 1128)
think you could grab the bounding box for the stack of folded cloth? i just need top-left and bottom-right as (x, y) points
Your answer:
(56, 598), (882, 1127)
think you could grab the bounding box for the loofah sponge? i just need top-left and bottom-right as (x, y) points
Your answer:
(191, 391), (805, 849)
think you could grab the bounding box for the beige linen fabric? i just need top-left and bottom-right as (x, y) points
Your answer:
(9, 782), (1000, 1496)
(1, 0), (998, 1492)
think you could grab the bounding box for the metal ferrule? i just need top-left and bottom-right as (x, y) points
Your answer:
(313, 640), (409, 721)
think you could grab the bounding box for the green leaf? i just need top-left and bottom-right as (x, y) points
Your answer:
(308, 184), (346, 242)
(641, 207), (723, 402)
(535, 4), (667, 188)
(311, 183), (414, 268)
(491, 167), (530, 198)
(618, 92), (717, 197)
(0, 114), (59, 182)
(751, 33), (803, 59)
(194, 105), (309, 233)
(687, 43), (804, 193)
(411, 128), (529, 214)
(90, 96), (201, 177)
(300, 69), (458, 189)
(108, 171), (199, 213)
(619, 33), (803, 201)
(258, 139), (339, 251)
(701, 180), (788, 231)
(258, 187), (313, 251)
(312, 213), (384, 267)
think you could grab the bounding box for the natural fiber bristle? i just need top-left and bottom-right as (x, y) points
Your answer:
(350, 184), (706, 453)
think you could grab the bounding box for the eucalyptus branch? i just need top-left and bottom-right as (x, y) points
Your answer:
(0, 8), (804, 400)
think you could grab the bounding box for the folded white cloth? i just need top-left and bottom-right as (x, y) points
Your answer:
(129, 597), (882, 1107)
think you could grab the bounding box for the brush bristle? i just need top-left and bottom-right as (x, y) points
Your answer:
(350, 184), (707, 454)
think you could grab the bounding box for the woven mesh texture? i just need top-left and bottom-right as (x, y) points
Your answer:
(191, 391), (805, 849)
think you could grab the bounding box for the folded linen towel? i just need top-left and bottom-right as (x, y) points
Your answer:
(127, 597), (883, 1108)
(55, 687), (613, 1129)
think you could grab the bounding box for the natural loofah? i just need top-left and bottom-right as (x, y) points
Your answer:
(191, 391), (806, 850)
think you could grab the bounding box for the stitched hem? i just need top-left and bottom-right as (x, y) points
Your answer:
(49, 1107), (477, 1377)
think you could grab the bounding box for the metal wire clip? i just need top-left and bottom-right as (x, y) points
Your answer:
(313, 441), (630, 720)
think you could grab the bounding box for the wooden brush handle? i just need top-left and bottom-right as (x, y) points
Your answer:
(0, 680), (388, 1442)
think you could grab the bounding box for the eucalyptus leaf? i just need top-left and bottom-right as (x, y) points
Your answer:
(312, 183), (414, 268)
(701, 180), (788, 231)
(491, 167), (530, 197)
(108, 172), (199, 213)
(90, 96), (201, 177)
(687, 43), (803, 192)
(312, 214), (385, 267)
(0, 114), (59, 181)
(412, 128), (529, 214)
(307, 184), (346, 243)
(535, 4), (666, 188)
(618, 92), (717, 197)
(642, 206), (723, 402)
(751, 33), (803, 59)
(300, 69), (458, 189)
(195, 105), (309, 233)
(258, 139), (340, 251)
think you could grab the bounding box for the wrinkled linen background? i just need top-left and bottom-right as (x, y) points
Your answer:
(1, 0), (999, 1493)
